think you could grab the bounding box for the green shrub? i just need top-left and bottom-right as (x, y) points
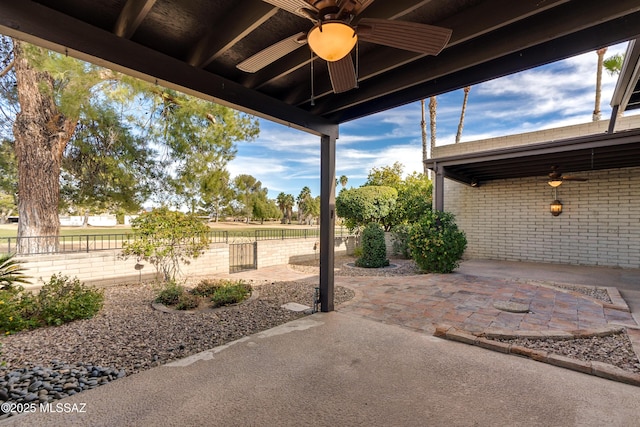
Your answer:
(0, 285), (38, 334)
(352, 246), (363, 258)
(190, 279), (227, 297)
(155, 281), (184, 306)
(175, 292), (200, 310)
(35, 274), (104, 326)
(210, 282), (251, 308)
(390, 224), (411, 258)
(408, 210), (467, 273)
(355, 222), (389, 268)
(0, 253), (30, 291)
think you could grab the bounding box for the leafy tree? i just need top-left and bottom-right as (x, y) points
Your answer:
(121, 207), (209, 282)
(253, 197), (281, 224)
(60, 103), (157, 223)
(365, 162), (404, 188)
(387, 172), (433, 226)
(0, 139), (17, 199)
(0, 37), (259, 253)
(232, 174), (267, 222)
(200, 168), (234, 222)
(339, 175), (348, 188)
(335, 185), (397, 230)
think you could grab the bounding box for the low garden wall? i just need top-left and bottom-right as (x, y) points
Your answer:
(17, 236), (357, 291)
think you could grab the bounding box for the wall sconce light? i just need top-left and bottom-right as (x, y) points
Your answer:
(549, 186), (562, 216)
(550, 199), (563, 216)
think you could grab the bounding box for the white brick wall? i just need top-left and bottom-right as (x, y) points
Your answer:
(444, 166), (640, 268)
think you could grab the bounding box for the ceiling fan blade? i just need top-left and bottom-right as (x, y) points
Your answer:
(357, 18), (452, 56)
(237, 32), (307, 73)
(327, 55), (357, 93)
(260, 0), (318, 20)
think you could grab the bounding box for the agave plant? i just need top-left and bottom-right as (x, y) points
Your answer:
(0, 253), (30, 290)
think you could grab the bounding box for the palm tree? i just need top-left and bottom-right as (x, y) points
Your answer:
(604, 53), (624, 76)
(339, 175), (348, 188)
(455, 86), (471, 144)
(276, 192), (287, 224)
(428, 96), (437, 171)
(297, 186), (311, 224)
(420, 99), (428, 175)
(593, 47), (608, 122)
(284, 194), (295, 224)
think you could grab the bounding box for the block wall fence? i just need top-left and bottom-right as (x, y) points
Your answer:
(17, 236), (357, 291)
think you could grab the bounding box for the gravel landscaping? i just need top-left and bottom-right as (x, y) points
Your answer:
(0, 280), (353, 418)
(1, 256), (639, 417)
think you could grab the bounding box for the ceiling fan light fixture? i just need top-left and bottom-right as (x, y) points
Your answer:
(307, 21), (357, 62)
(548, 179), (563, 187)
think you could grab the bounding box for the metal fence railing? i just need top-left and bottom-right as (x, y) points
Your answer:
(0, 226), (351, 256)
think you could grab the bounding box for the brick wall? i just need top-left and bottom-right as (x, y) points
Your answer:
(17, 236), (355, 290)
(444, 166), (640, 268)
(257, 236), (355, 268)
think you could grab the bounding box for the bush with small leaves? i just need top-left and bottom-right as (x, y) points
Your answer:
(210, 282), (252, 308)
(35, 274), (104, 326)
(408, 210), (467, 274)
(390, 224), (411, 259)
(175, 292), (200, 310)
(0, 285), (38, 334)
(190, 279), (227, 297)
(155, 281), (184, 306)
(355, 222), (389, 268)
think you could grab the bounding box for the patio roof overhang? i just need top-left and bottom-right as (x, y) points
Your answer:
(424, 128), (640, 187)
(425, 128), (640, 211)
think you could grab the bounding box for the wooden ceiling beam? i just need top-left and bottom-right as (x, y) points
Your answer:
(187, 1), (278, 68)
(113, 0), (157, 38)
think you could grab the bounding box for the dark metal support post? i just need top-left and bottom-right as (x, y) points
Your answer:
(608, 104), (619, 134)
(433, 163), (445, 212)
(320, 130), (337, 312)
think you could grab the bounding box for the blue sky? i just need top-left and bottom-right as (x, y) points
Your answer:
(228, 43), (633, 200)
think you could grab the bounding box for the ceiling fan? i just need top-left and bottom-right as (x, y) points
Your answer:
(546, 166), (588, 187)
(237, 0), (453, 94)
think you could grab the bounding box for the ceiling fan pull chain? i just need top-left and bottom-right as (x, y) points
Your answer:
(355, 41), (360, 88)
(310, 50), (315, 106)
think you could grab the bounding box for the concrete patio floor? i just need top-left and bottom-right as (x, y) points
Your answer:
(4, 259), (640, 427)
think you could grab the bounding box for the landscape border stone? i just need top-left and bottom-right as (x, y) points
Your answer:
(434, 324), (640, 387)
